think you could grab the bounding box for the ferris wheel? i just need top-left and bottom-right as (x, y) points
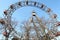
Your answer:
(0, 0), (60, 40)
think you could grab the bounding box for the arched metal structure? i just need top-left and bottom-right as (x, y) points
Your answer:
(4, 0), (57, 18)
(3, 0), (57, 30)
(0, 0), (59, 40)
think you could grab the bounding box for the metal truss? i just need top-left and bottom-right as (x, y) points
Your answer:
(0, 0), (59, 40)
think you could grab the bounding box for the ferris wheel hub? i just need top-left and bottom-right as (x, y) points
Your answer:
(32, 11), (36, 16)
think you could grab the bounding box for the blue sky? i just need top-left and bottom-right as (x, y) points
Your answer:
(0, 0), (60, 39)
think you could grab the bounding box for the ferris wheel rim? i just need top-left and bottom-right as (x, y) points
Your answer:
(3, 1), (57, 19)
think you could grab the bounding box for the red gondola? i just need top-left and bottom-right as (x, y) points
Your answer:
(56, 22), (60, 26)
(10, 5), (14, 9)
(4, 10), (8, 15)
(53, 14), (57, 18)
(0, 19), (5, 24)
(55, 32), (60, 36)
(18, 2), (21, 6)
(3, 31), (8, 37)
(40, 4), (45, 8)
(47, 8), (51, 13)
